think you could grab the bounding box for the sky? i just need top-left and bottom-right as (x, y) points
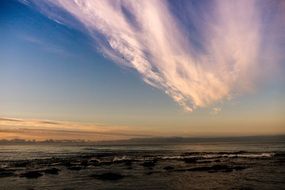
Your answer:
(0, 0), (285, 141)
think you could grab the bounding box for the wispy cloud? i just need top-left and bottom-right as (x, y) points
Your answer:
(210, 107), (222, 115)
(20, 34), (72, 56)
(0, 117), (152, 141)
(25, 0), (285, 112)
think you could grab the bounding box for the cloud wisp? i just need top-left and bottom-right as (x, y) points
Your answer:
(0, 117), (152, 141)
(25, 0), (285, 112)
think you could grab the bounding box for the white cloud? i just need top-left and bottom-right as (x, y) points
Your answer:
(27, 0), (284, 112)
(211, 107), (222, 115)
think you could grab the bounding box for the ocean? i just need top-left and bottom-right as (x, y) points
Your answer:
(0, 137), (285, 190)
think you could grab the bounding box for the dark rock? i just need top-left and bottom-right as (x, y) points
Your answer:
(275, 159), (285, 164)
(80, 154), (93, 159)
(145, 171), (154, 175)
(183, 157), (197, 163)
(231, 186), (255, 190)
(208, 168), (233, 173)
(113, 159), (134, 166)
(81, 160), (88, 167)
(233, 166), (247, 171)
(197, 160), (212, 164)
(275, 152), (285, 158)
(208, 164), (233, 172)
(172, 164), (246, 173)
(90, 172), (124, 181)
(0, 169), (15, 178)
(88, 159), (100, 166)
(14, 161), (30, 167)
(181, 152), (196, 156)
(188, 164), (233, 173)
(44, 168), (60, 175)
(211, 164), (230, 170)
(234, 151), (247, 154)
(164, 166), (174, 171)
(100, 161), (113, 166)
(62, 160), (72, 167)
(20, 171), (43, 179)
(124, 160), (133, 166)
(173, 168), (189, 172)
(67, 166), (82, 171)
(187, 166), (211, 172)
(142, 161), (156, 168)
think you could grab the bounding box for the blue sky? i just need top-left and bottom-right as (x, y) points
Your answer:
(0, 0), (284, 140)
(0, 1), (173, 117)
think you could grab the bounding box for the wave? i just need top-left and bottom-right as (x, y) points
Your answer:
(110, 152), (275, 163)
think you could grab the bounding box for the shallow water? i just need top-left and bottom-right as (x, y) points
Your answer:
(0, 140), (285, 190)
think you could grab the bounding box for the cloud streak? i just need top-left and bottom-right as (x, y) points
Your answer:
(0, 117), (152, 141)
(25, 0), (285, 111)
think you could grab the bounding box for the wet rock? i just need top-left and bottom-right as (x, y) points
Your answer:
(100, 161), (113, 166)
(181, 152), (196, 156)
(173, 168), (189, 172)
(80, 160), (88, 167)
(183, 157), (197, 163)
(212, 164), (231, 170)
(233, 166), (247, 171)
(164, 166), (174, 171)
(113, 158), (134, 165)
(67, 166), (82, 171)
(197, 160), (212, 164)
(274, 153), (285, 164)
(234, 151), (247, 154)
(275, 159), (285, 164)
(0, 171), (14, 178)
(0, 169), (15, 178)
(186, 165), (228, 172)
(208, 165), (233, 173)
(44, 168), (60, 175)
(20, 171), (43, 179)
(187, 164), (245, 173)
(14, 161), (30, 167)
(232, 186), (255, 190)
(124, 160), (133, 166)
(172, 164), (247, 173)
(145, 171), (154, 175)
(122, 160), (133, 170)
(275, 152), (285, 158)
(187, 166), (211, 172)
(142, 160), (157, 168)
(62, 160), (72, 167)
(88, 159), (100, 166)
(90, 172), (124, 181)
(80, 154), (93, 159)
